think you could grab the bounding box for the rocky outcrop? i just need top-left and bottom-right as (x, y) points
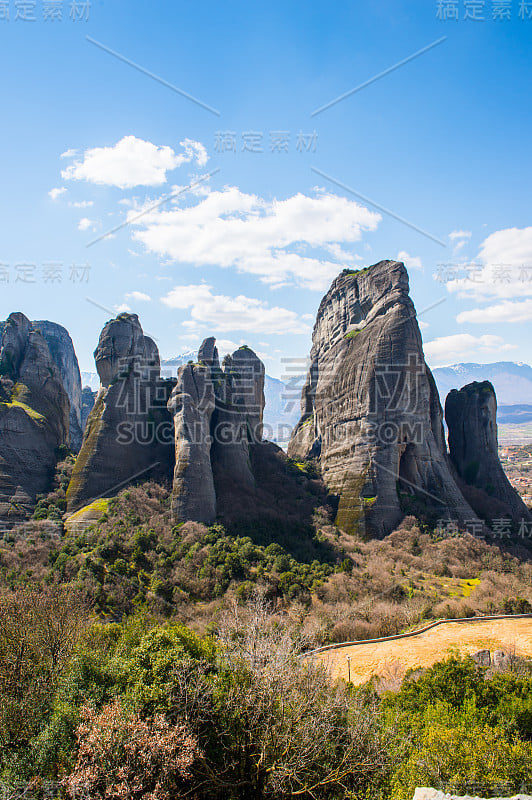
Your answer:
(210, 347), (265, 491)
(288, 261), (478, 538)
(168, 360), (217, 524)
(0, 312), (70, 521)
(198, 336), (219, 367)
(1, 317), (84, 451)
(472, 649), (512, 669)
(472, 649), (491, 667)
(34, 320), (83, 451)
(167, 340), (265, 524)
(445, 381), (532, 525)
(66, 314), (174, 513)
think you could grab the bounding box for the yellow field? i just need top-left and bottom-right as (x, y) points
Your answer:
(313, 617), (532, 685)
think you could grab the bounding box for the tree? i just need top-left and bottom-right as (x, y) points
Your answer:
(389, 701), (532, 800)
(206, 597), (396, 799)
(64, 701), (200, 800)
(0, 587), (88, 757)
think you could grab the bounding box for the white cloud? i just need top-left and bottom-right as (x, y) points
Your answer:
(177, 335), (269, 362)
(216, 338), (269, 361)
(77, 217), (93, 231)
(61, 148), (79, 159)
(49, 187), (66, 200)
(449, 230), (472, 241)
(447, 230), (472, 255)
(125, 290), (152, 303)
(457, 298), (532, 324)
(130, 186), (381, 290)
(61, 136), (208, 189)
(69, 200), (94, 208)
(114, 303), (132, 314)
(424, 333), (517, 365)
(326, 243), (360, 261)
(397, 250), (423, 271)
(446, 226), (532, 300)
(179, 139), (208, 168)
(214, 338), (243, 354)
(161, 283), (311, 335)
(419, 320), (429, 330)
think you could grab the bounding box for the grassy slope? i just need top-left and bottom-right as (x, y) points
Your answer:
(2, 476), (532, 645)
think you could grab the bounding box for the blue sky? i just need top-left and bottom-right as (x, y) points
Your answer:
(1, 0), (531, 378)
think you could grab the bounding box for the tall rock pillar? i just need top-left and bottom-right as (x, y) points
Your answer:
(445, 381), (532, 525)
(66, 313), (174, 512)
(288, 261), (478, 537)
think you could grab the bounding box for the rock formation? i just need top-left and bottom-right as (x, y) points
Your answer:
(472, 649), (491, 667)
(210, 346), (265, 491)
(0, 312), (70, 521)
(168, 356), (217, 524)
(288, 261), (479, 538)
(445, 381), (532, 525)
(66, 313), (174, 513)
(81, 386), (96, 430)
(168, 339), (265, 524)
(34, 320), (83, 451)
(1, 317), (84, 451)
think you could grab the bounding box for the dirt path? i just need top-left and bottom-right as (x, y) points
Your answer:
(313, 617), (532, 685)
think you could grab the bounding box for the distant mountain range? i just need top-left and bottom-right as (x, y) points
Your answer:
(432, 362), (532, 426)
(432, 362), (532, 405)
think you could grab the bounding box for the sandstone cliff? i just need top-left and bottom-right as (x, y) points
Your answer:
(66, 313), (174, 513)
(168, 339), (265, 524)
(288, 261), (478, 537)
(168, 356), (217, 524)
(34, 320), (83, 451)
(445, 381), (532, 525)
(0, 312), (70, 521)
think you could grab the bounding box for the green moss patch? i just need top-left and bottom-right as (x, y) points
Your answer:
(335, 466), (372, 536)
(0, 399), (45, 424)
(67, 498), (110, 521)
(66, 391), (106, 502)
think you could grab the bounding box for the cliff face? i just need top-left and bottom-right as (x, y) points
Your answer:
(288, 261), (477, 537)
(34, 320), (83, 452)
(168, 339), (265, 524)
(66, 313), (174, 513)
(0, 312), (70, 521)
(1, 317), (84, 451)
(445, 381), (532, 525)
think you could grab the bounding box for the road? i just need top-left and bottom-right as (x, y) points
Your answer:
(312, 616), (532, 685)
